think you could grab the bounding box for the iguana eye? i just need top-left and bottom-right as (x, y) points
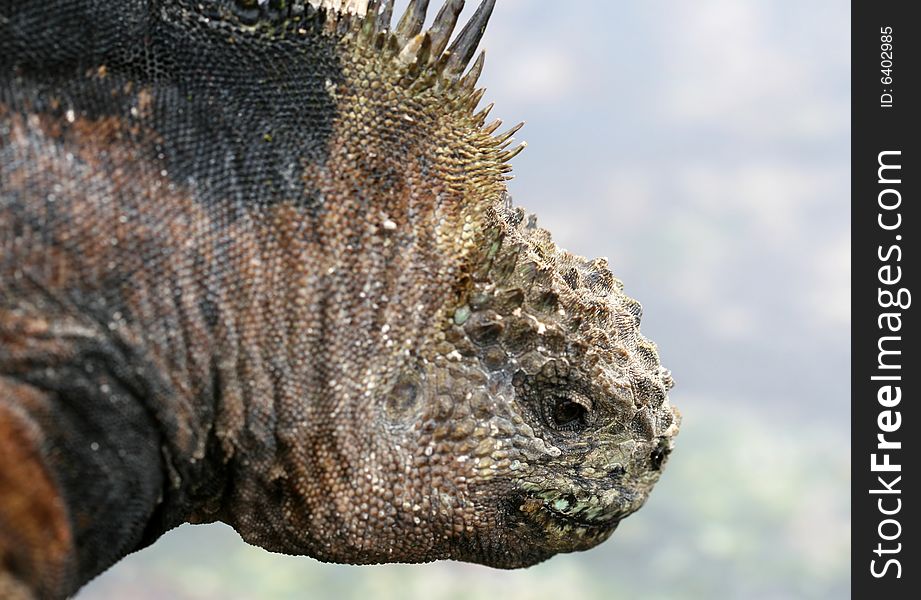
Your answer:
(650, 439), (671, 471)
(547, 394), (590, 431)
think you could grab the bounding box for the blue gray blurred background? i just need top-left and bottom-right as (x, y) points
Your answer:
(80, 1), (850, 598)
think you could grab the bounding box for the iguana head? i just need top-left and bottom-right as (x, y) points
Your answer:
(373, 198), (680, 568)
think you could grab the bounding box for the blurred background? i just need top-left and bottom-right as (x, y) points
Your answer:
(80, 1), (850, 598)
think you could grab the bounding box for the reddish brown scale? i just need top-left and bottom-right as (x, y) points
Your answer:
(0, 382), (75, 600)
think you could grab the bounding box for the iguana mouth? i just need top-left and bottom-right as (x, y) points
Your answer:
(516, 492), (624, 543)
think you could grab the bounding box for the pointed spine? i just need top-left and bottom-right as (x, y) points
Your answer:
(460, 50), (486, 89)
(396, 0), (430, 41)
(472, 102), (494, 127)
(495, 122), (524, 145)
(360, 0), (381, 39)
(482, 118), (503, 135)
(398, 32), (433, 70)
(446, 0), (494, 78)
(428, 0), (465, 58)
(499, 142), (527, 162)
(465, 87), (486, 111)
(376, 0), (395, 32)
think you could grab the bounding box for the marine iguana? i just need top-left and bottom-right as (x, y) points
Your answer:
(0, 0), (680, 597)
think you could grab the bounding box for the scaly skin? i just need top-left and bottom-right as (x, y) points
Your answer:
(0, 1), (679, 598)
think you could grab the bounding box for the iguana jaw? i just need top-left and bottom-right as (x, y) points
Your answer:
(451, 486), (625, 569)
(510, 476), (646, 555)
(517, 493), (621, 543)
